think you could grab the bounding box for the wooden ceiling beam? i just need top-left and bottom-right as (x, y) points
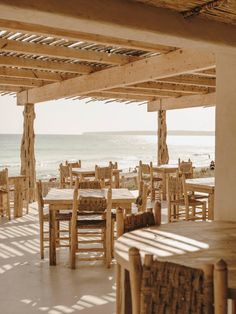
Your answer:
(0, 38), (137, 65)
(147, 92), (216, 111)
(0, 55), (94, 74)
(0, 84), (23, 92)
(0, 77), (47, 87)
(0, 67), (76, 81)
(130, 81), (215, 94)
(0, 0), (235, 53)
(158, 75), (216, 87)
(17, 49), (215, 105)
(109, 87), (182, 97)
(0, 19), (174, 53)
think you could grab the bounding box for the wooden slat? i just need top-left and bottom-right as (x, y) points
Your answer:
(158, 75), (216, 87)
(0, 77), (47, 87)
(0, 38), (138, 65)
(17, 49), (215, 104)
(109, 87), (183, 97)
(0, 84), (23, 92)
(0, 0), (235, 52)
(147, 92), (216, 111)
(0, 55), (95, 74)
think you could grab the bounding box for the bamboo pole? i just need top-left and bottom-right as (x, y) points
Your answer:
(157, 110), (169, 165)
(20, 103), (36, 202)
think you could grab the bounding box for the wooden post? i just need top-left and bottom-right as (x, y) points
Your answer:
(20, 104), (36, 202)
(214, 259), (228, 314)
(157, 110), (169, 165)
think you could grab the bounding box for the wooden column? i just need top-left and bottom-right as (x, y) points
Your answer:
(215, 53), (236, 220)
(157, 110), (169, 165)
(20, 104), (36, 202)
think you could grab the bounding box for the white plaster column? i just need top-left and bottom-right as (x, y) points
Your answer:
(215, 53), (236, 220)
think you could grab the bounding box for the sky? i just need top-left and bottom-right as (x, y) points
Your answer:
(0, 95), (215, 134)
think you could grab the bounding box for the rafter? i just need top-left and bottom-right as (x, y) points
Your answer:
(0, 0), (235, 53)
(130, 81), (215, 94)
(0, 67), (76, 81)
(0, 85), (23, 92)
(109, 87), (182, 97)
(158, 75), (216, 87)
(0, 38), (138, 65)
(0, 56), (94, 74)
(147, 92), (216, 111)
(0, 77), (46, 87)
(88, 91), (152, 102)
(17, 49), (215, 105)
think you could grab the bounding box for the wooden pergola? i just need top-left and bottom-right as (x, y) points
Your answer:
(0, 0), (235, 220)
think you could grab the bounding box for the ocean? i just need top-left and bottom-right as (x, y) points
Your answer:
(0, 133), (215, 179)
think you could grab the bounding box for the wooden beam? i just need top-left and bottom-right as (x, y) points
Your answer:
(158, 75), (216, 87)
(130, 81), (215, 94)
(0, 85), (23, 92)
(0, 77), (47, 87)
(0, 38), (137, 65)
(0, 19), (174, 53)
(147, 92), (216, 111)
(0, 0), (235, 53)
(0, 55), (94, 74)
(0, 67), (76, 81)
(17, 49), (215, 104)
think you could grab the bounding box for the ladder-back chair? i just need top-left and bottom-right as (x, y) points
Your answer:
(95, 165), (113, 188)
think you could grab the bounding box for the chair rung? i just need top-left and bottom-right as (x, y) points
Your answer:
(78, 240), (103, 244)
(77, 232), (102, 236)
(76, 247), (104, 252)
(77, 256), (104, 261)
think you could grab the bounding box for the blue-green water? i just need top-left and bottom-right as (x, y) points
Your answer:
(0, 133), (215, 179)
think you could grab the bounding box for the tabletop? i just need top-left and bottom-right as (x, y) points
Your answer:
(115, 220), (236, 298)
(72, 167), (121, 174)
(186, 177), (215, 189)
(44, 188), (136, 205)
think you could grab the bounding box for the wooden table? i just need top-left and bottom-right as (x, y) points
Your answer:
(115, 221), (236, 314)
(9, 175), (28, 218)
(186, 177), (215, 220)
(153, 164), (178, 200)
(44, 188), (136, 265)
(72, 167), (121, 188)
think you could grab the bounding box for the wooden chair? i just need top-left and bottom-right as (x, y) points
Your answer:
(178, 158), (193, 178)
(109, 161), (120, 188)
(95, 165), (113, 188)
(138, 161), (162, 201)
(36, 180), (72, 259)
(129, 248), (228, 314)
(59, 163), (70, 188)
(70, 187), (113, 269)
(167, 175), (206, 222)
(0, 168), (10, 219)
(66, 161), (82, 188)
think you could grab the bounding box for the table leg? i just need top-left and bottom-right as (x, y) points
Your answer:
(208, 193), (214, 220)
(49, 207), (57, 266)
(116, 263), (122, 314)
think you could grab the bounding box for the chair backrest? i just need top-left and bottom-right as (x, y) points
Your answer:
(0, 168), (9, 188)
(77, 179), (102, 189)
(129, 248), (228, 314)
(167, 175), (183, 200)
(59, 163), (70, 188)
(116, 202), (161, 237)
(178, 158), (193, 178)
(66, 160), (81, 168)
(109, 161), (118, 169)
(139, 161), (151, 176)
(95, 165), (113, 188)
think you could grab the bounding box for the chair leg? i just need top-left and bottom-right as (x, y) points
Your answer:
(40, 221), (44, 259)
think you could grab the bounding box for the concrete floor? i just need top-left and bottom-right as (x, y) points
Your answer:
(0, 204), (116, 314)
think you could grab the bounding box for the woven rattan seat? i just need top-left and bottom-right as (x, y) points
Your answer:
(76, 219), (106, 228)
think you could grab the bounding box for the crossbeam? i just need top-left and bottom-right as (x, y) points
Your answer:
(147, 92), (216, 111)
(17, 49), (215, 105)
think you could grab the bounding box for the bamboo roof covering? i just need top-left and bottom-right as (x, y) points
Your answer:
(0, 3), (217, 106)
(132, 0), (236, 26)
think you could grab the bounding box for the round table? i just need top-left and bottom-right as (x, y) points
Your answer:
(115, 221), (236, 313)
